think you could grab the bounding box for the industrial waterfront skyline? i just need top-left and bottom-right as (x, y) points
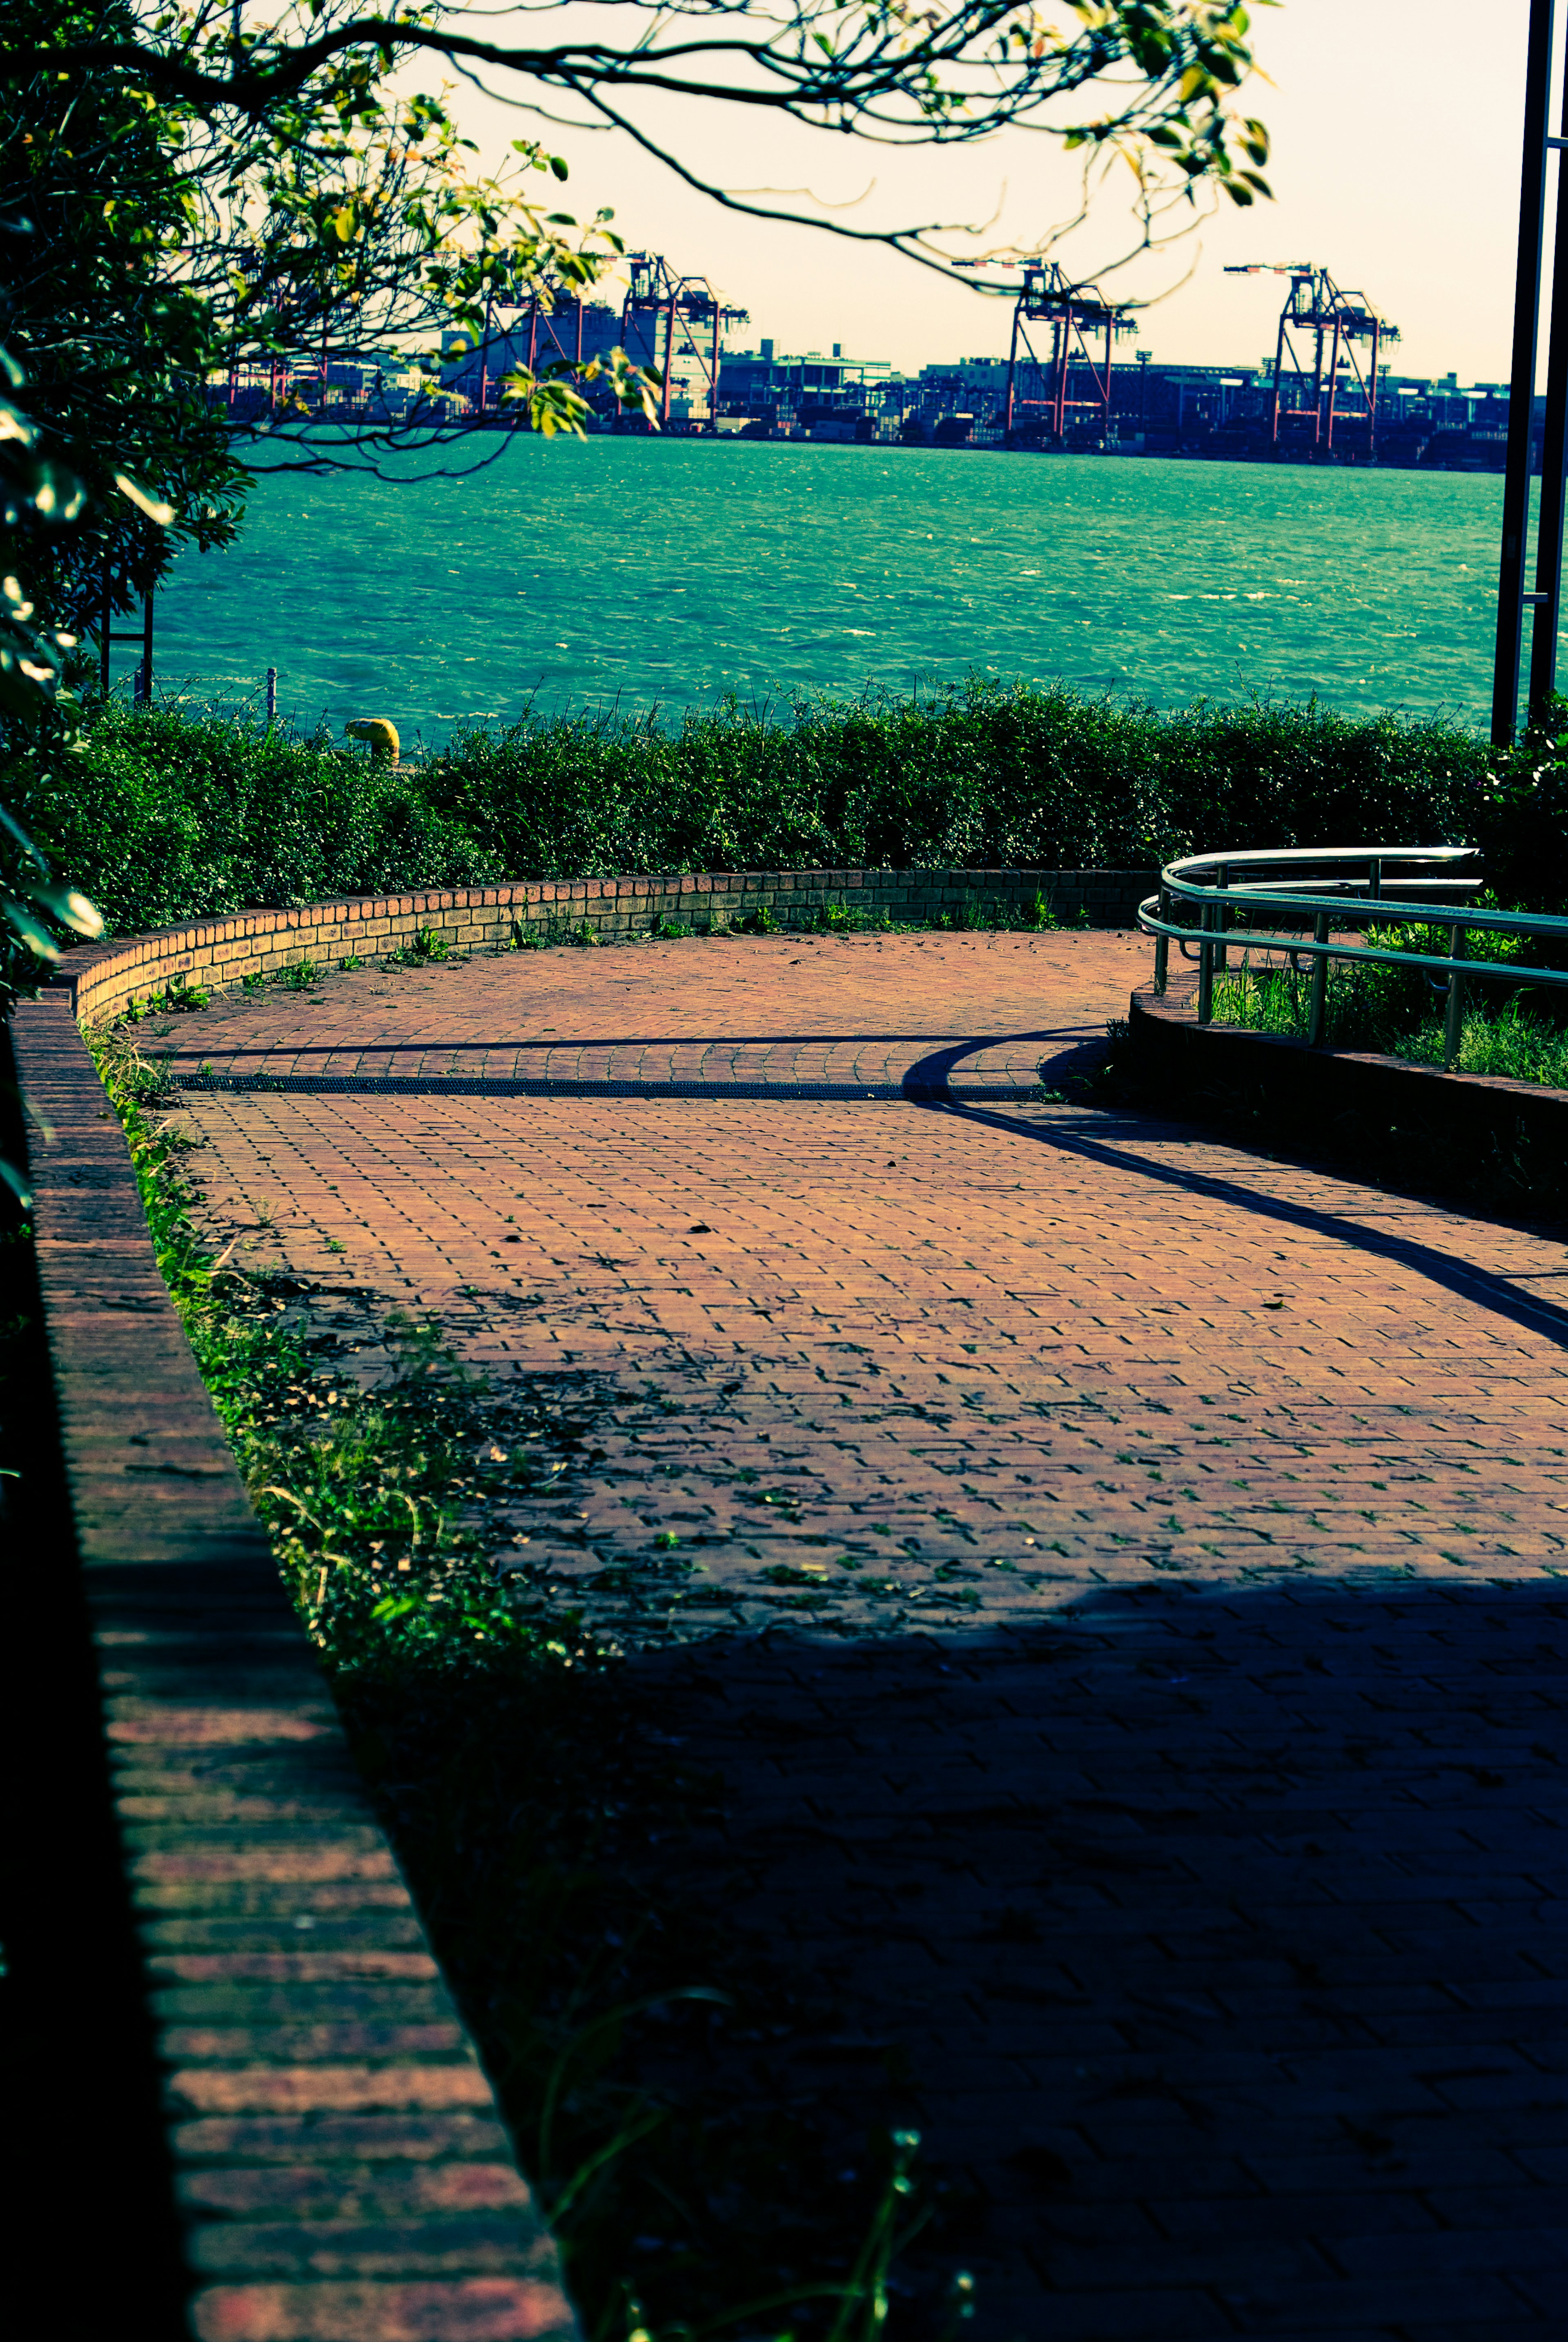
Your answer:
(442, 0), (1536, 388)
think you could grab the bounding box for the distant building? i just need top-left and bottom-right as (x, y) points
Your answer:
(716, 343), (895, 434)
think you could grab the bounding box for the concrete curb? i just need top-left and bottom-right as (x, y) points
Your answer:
(10, 989), (580, 2342)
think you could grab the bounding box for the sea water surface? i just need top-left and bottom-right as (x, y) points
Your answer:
(149, 436), (1509, 746)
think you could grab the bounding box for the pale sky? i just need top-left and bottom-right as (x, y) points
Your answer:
(445, 3), (1541, 382)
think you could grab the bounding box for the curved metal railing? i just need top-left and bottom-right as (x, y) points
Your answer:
(1137, 845), (1568, 1066)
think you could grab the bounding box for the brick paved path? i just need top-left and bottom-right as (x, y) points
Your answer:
(151, 933), (1566, 2340)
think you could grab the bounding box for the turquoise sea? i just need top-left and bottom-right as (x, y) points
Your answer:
(148, 437), (1514, 746)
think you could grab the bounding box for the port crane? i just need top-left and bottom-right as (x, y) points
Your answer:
(1225, 263), (1399, 454)
(994, 262), (1138, 446)
(620, 254), (749, 430)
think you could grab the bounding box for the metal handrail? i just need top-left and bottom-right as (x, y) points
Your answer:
(1137, 844), (1568, 1066)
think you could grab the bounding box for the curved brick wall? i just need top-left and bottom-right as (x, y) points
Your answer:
(52, 866), (1156, 1026)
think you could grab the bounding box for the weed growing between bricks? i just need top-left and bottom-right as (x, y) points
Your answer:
(90, 1029), (976, 2342)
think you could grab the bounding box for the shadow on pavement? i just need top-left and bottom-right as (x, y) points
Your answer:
(621, 1574), (1566, 2341)
(932, 1095), (1568, 1356)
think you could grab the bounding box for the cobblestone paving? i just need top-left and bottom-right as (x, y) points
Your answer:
(157, 933), (1566, 2340)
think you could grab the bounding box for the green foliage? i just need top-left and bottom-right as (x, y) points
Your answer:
(7, 686), (1500, 945)
(121, 974), (211, 1021)
(2, 697), (500, 932)
(1212, 922), (1568, 1089)
(39, 2), (1273, 281)
(1400, 994), (1568, 1085)
(384, 926), (452, 968)
(1210, 940), (1432, 1055)
(1474, 692), (1568, 911)
(337, 683), (1494, 880)
(1, 0), (657, 660)
(1, 0), (245, 646)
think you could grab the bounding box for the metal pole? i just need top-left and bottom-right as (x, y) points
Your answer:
(99, 556), (111, 698)
(1494, 0), (1558, 746)
(1530, 28), (1568, 721)
(1004, 294), (1021, 443)
(1307, 910), (1330, 1045)
(1325, 312), (1343, 452)
(1443, 925), (1468, 1069)
(1271, 303), (1287, 445)
(660, 296), (675, 427)
(1369, 318), (1382, 459)
(265, 666), (278, 727)
(1197, 902), (1214, 1026)
(141, 581), (154, 703)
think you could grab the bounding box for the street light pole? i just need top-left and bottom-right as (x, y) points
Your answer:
(1530, 33), (1568, 722)
(1494, 0), (1559, 745)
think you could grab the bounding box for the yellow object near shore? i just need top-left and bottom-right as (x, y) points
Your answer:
(346, 717), (400, 766)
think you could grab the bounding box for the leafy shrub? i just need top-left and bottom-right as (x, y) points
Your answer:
(2, 700), (501, 935)
(0, 682), (1504, 943)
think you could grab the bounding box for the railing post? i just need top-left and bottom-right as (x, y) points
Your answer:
(1197, 898), (1214, 1025)
(1154, 896), (1169, 995)
(1368, 857), (1382, 906)
(1307, 909), (1330, 1046)
(1215, 863), (1229, 972)
(1444, 924), (1467, 1069)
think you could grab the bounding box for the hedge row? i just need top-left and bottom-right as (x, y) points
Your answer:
(1, 680), (1511, 939)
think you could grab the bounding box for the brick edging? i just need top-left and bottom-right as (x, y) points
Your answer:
(52, 868), (1157, 1028)
(10, 989), (579, 2342)
(1127, 978), (1568, 1143)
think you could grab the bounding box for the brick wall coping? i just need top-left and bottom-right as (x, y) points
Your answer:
(1128, 977), (1568, 1143)
(10, 986), (580, 2342)
(51, 867), (1156, 1029)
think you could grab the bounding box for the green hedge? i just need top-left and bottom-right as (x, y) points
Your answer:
(1, 681), (1502, 940)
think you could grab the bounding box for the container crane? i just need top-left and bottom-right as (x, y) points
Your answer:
(998, 263), (1138, 447)
(1225, 263), (1399, 454)
(619, 254), (749, 430)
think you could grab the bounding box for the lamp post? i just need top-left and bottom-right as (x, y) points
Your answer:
(1493, 0), (1568, 743)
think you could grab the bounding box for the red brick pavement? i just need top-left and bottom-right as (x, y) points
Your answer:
(154, 933), (1566, 2340)
(143, 925), (1145, 1101)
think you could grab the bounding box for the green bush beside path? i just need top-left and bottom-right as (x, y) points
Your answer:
(1, 681), (1503, 941)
